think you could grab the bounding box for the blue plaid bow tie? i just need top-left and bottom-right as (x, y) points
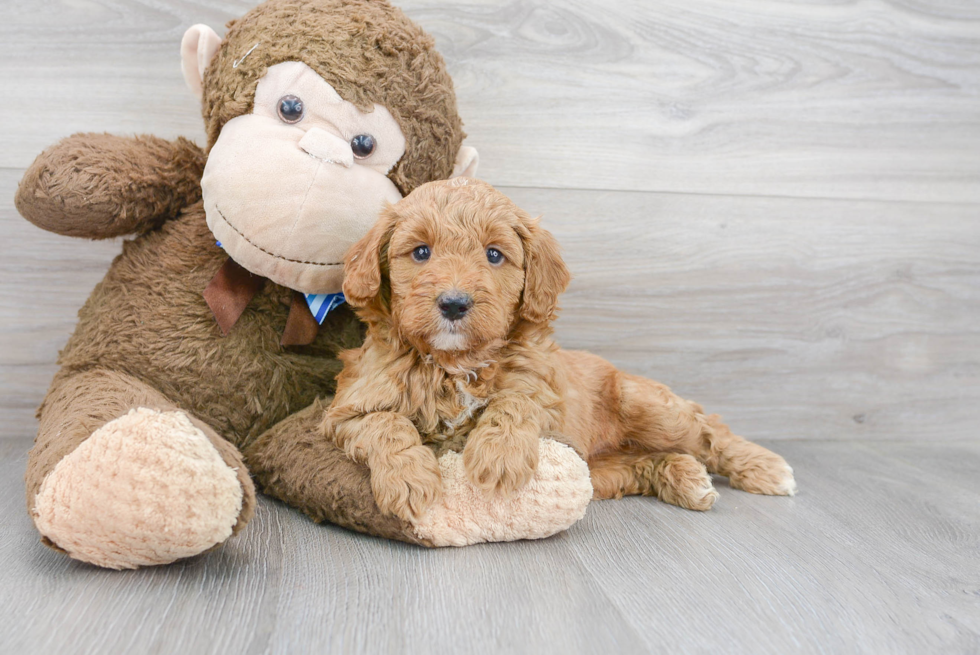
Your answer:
(304, 292), (346, 324)
(216, 241), (346, 325)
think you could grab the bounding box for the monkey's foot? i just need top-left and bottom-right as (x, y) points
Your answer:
(32, 408), (244, 569)
(412, 439), (592, 547)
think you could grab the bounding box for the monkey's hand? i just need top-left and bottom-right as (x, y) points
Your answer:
(16, 133), (205, 239)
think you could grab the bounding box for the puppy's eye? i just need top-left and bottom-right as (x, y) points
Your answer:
(277, 95), (305, 124)
(412, 245), (431, 262)
(486, 248), (504, 265)
(350, 134), (376, 159)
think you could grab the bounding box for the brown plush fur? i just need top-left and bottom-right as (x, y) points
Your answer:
(16, 134), (205, 239)
(16, 0), (466, 557)
(324, 180), (796, 520)
(27, 369), (257, 546)
(245, 399), (430, 545)
(48, 201), (360, 445)
(203, 0), (464, 196)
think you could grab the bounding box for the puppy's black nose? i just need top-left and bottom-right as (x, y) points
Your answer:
(437, 292), (473, 321)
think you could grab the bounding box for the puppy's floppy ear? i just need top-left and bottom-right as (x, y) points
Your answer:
(343, 204), (399, 308)
(519, 215), (571, 324)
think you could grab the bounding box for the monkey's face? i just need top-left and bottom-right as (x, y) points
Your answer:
(202, 62), (406, 294)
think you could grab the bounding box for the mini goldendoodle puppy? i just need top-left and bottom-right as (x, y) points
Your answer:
(322, 179), (796, 522)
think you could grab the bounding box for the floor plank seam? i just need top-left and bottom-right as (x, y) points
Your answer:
(491, 182), (980, 207)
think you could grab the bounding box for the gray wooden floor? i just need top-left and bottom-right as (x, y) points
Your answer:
(1, 0), (978, 653)
(1, 438), (978, 654)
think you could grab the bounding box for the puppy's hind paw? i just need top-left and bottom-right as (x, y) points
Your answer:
(371, 445), (443, 522)
(646, 453), (718, 511)
(730, 458), (798, 497)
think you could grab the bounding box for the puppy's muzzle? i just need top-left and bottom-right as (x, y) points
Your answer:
(437, 292), (473, 322)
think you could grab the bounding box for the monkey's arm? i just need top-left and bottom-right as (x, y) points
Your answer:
(15, 133), (205, 239)
(243, 400), (593, 548)
(243, 400), (435, 545)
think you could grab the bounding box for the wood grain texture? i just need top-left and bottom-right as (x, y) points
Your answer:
(517, 187), (980, 442)
(1, 2), (978, 651)
(4, 167), (977, 441)
(1, 438), (977, 654)
(1, 0), (978, 202)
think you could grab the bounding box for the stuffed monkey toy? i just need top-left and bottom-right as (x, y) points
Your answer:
(15, 0), (592, 570)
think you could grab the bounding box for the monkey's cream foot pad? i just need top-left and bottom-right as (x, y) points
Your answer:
(32, 408), (244, 570)
(412, 439), (592, 546)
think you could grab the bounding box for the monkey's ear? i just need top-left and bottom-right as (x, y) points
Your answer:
(181, 24), (222, 100)
(519, 216), (571, 324)
(452, 146), (480, 179)
(342, 205), (400, 309)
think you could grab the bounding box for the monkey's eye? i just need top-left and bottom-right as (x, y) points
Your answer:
(350, 134), (376, 159)
(411, 245), (431, 262)
(486, 248), (504, 265)
(277, 95), (305, 124)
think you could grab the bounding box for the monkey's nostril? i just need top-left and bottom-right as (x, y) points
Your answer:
(437, 292), (473, 322)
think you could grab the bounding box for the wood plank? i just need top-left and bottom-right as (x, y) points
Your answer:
(567, 439), (980, 653)
(1, 439), (977, 653)
(4, 169), (977, 441)
(1, 0), (977, 202)
(2, 1), (977, 652)
(423, 0), (980, 202)
(509, 186), (980, 442)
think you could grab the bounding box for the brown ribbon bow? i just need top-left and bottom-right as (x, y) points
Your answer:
(203, 259), (320, 346)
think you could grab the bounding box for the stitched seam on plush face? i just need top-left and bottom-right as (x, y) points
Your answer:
(213, 204), (343, 266)
(285, 158), (324, 238)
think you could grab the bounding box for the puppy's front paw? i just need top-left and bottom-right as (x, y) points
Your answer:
(463, 426), (539, 496)
(370, 445), (443, 522)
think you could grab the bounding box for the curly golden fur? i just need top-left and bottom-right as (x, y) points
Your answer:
(323, 179), (797, 521)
